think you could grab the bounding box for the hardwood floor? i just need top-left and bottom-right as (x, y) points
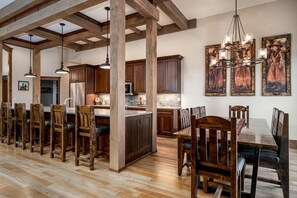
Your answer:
(0, 137), (296, 197)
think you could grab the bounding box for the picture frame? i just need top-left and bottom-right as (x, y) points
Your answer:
(230, 40), (255, 96)
(18, 81), (29, 91)
(262, 34), (291, 96)
(205, 44), (226, 96)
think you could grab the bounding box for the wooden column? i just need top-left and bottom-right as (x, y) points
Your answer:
(109, 0), (126, 171)
(146, 19), (157, 152)
(0, 42), (3, 103)
(32, 49), (41, 103)
(7, 46), (12, 104)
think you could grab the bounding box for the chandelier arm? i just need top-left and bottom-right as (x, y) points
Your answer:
(238, 16), (246, 36)
(227, 15), (235, 35)
(237, 16), (242, 43)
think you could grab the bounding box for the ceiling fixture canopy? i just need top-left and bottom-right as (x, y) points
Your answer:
(55, 23), (69, 74)
(24, 34), (37, 78)
(99, 6), (110, 69)
(213, 0), (267, 68)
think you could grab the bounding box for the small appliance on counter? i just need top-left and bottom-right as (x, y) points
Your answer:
(125, 82), (134, 96)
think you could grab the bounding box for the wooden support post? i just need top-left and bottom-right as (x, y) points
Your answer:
(0, 42), (3, 103)
(7, 47), (12, 104)
(109, 0), (126, 172)
(32, 49), (41, 103)
(146, 19), (158, 152)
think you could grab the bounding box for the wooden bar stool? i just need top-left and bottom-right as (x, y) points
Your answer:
(14, 103), (28, 149)
(75, 105), (109, 170)
(30, 103), (49, 155)
(1, 102), (13, 145)
(50, 104), (75, 162)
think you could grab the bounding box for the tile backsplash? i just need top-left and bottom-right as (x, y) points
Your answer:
(95, 93), (181, 107)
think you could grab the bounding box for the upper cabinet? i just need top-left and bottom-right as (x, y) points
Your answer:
(157, 55), (183, 93)
(94, 67), (110, 93)
(126, 55), (183, 94)
(68, 64), (95, 94)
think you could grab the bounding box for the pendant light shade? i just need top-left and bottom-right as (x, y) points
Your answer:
(55, 23), (69, 74)
(24, 34), (37, 78)
(99, 7), (110, 69)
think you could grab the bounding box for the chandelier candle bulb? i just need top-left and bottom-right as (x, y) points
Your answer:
(244, 33), (253, 43)
(258, 48), (267, 59)
(224, 34), (232, 45)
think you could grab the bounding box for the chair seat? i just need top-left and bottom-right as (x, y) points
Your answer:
(238, 147), (279, 166)
(67, 122), (75, 131)
(182, 139), (191, 150)
(79, 125), (109, 136)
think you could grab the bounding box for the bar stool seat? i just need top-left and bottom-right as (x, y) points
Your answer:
(75, 105), (109, 170)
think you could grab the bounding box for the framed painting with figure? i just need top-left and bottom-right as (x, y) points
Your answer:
(205, 44), (226, 96)
(262, 34), (291, 96)
(18, 81), (29, 91)
(231, 41), (255, 96)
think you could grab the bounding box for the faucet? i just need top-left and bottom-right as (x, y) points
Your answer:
(63, 97), (73, 107)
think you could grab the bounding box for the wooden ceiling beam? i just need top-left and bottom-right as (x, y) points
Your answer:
(63, 12), (102, 34)
(36, 40), (82, 51)
(0, 0), (107, 40)
(4, 38), (33, 49)
(155, 0), (188, 30)
(157, 23), (162, 30)
(126, 0), (159, 21)
(27, 27), (61, 42)
(80, 19), (196, 51)
(129, 27), (142, 35)
(0, 0), (46, 24)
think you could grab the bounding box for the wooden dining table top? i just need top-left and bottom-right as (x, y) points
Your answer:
(174, 118), (278, 151)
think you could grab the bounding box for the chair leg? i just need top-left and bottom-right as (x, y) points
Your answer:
(90, 136), (94, 171)
(22, 124), (27, 150)
(50, 130), (54, 158)
(75, 134), (80, 166)
(40, 128), (44, 155)
(7, 125), (11, 145)
(30, 127), (34, 152)
(62, 131), (66, 162)
(14, 123), (17, 147)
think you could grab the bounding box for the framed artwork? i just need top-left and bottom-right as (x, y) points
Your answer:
(230, 41), (255, 96)
(205, 44), (226, 96)
(18, 81), (29, 91)
(262, 34), (291, 96)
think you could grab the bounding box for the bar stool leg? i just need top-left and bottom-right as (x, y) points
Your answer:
(30, 128), (34, 152)
(75, 133), (80, 166)
(90, 136), (94, 171)
(62, 130), (66, 162)
(50, 129), (54, 158)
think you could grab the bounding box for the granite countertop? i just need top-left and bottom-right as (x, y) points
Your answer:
(94, 105), (181, 110)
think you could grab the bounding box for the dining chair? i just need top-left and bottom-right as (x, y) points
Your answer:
(50, 104), (75, 162)
(229, 105), (249, 128)
(75, 105), (109, 170)
(238, 110), (289, 198)
(14, 103), (28, 149)
(191, 106), (201, 119)
(178, 108), (191, 176)
(30, 103), (50, 155)
(271, 107), (280, 141)
(200, 106), (206, 117)
(191, 115), (246, 198)
(1, 102), (13, 145)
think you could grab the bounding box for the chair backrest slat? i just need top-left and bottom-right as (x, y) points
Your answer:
(191, 107), (201, 119)
(229, 105), (249, 128)
(75, 105), (95, 135)
(200, 106), (206, 117)
(179, 108), (191, 129)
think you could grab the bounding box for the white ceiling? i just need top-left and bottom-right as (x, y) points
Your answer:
(2, 0), (278, 43)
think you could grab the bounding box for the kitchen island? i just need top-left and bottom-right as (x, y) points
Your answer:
(44, 106), (153, 166)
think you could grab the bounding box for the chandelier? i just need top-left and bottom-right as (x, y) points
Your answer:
(214, 0), (267, 67)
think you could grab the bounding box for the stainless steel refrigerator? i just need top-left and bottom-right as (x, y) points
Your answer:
(70, 82), (85, 107)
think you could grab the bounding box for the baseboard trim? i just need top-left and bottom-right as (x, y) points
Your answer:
(290, 139), (297, 149)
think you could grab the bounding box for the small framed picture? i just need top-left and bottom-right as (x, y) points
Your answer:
(18, 81), (29, 91)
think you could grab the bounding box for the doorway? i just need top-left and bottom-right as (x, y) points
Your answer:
(41, 77), (60, 106)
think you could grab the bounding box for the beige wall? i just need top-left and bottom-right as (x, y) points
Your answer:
(6, 0), (297, 139)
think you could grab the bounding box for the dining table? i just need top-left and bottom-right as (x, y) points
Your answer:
(174, 118), (278, 198)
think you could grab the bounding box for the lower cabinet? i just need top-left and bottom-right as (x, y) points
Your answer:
(157, 108), (179, 136)
(125, 113), (152, 164)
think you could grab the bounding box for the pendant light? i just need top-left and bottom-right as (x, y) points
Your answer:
(99, 6), (110, 69)
(55, 23), (69, 74)
(24, 34), (37, 78)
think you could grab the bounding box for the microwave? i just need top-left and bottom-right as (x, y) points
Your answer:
(125, 82), (134, 95)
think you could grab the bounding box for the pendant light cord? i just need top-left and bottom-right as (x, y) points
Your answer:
(61, 23), (64, 67)
(29, 35), (32, 72)
(106, 7), (109, 61)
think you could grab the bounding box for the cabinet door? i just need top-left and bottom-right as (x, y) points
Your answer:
(157, 60), (166, 93)
(126, 64), (134, 82)
(133, 62), (146, 93)
(69, 67), (85, 82)
(161, 114), (174, 135)
(165, 59), (178, 93)
(95, 68), (110, 93)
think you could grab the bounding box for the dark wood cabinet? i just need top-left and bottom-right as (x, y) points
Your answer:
(157, 55), (183, 93)
(126, 55), (183, 94)
(94, 68), (110, 93)
(125, 113), (152, 164)
(69, 66), (85, 82)
(157, 108), (179, 136)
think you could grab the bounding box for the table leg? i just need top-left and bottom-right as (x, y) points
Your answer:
(250, 148), (260, 198)
(177, 137), (183, 176)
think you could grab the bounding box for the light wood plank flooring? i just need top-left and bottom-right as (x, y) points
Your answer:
(0, 137), (296, 197)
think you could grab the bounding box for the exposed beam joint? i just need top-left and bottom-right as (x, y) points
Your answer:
(126, 0), (159, 21)
(0, 0), (107, 40)
(129, 27), (142, 35)
(0, 0), (46, 24)
(4, 38), (33, 49)
(155, 0), (188, 29)
(27, 27), (61, 42)
(157, 23), (162, 30)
